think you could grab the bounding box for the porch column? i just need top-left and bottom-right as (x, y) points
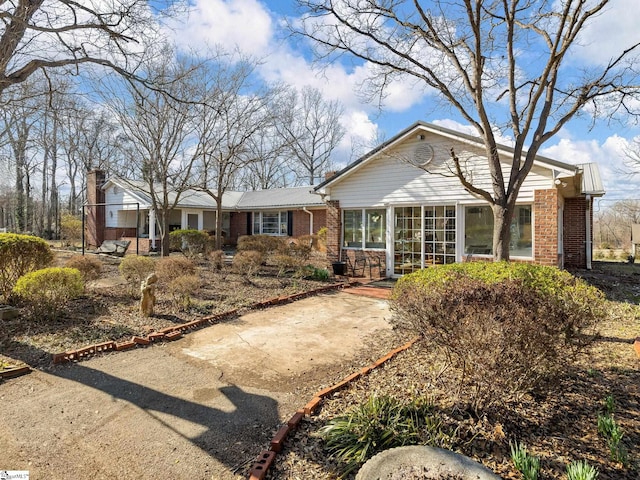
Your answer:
(149, 209), (156, 250)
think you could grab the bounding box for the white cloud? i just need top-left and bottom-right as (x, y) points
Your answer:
(571, 0), (640, 65)
(541, 134), (637, 199)
(165, 0), (273, 57)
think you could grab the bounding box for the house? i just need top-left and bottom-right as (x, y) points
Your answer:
(314, 121), (605, 277)
(85, 171), (326, 253)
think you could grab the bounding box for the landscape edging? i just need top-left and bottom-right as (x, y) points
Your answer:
(51, 282), (346, 365)
(247, 336), (419, 480)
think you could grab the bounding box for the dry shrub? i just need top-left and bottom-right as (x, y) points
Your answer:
(237, 235), (285, 255)
(13, 267), (84, 320)
(233, 250), (263, 277)
(65, 255), (102, 283)
(390, 263), (605, 411)
(118, 255), (155, 292)
(286, 241), (312, 260)
(155, 256), (196, 283)
(209, 250), (225, 270)
(271, 254), (303, 276)
(168, 274), (201, 309)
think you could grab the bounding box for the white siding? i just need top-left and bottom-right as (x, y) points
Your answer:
(329, 134), (553, 208)
(104, 186), (148, 228)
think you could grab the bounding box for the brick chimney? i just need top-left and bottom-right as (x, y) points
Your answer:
(324, 171), (337, 182)
(86, 170), (106, 248)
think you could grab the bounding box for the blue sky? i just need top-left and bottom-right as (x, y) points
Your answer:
(164, 0), (640, 200)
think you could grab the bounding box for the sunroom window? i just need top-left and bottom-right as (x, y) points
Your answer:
(343, 209), (386, 249)
(464, 205), (532, 257)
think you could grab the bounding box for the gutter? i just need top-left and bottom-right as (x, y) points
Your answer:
(586, 194), (592, 270)
(302, 207), (314, 236)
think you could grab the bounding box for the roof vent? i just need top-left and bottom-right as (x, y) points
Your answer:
(409, 142), (434, 167)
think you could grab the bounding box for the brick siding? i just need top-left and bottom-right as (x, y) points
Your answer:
(563, 197), (589, 269)
(325, 201), (341, 263)
(534, 189), (561, 267)
(86, 170), (106, 248)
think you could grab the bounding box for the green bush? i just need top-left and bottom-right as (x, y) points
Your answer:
(118, 255), (155, 292)
(232, 250), (264, 277)
(390, 262), (605, 410)
(169, 229), (212, 257)
(510, 441), (540, 480)
(60, 213), (83, 247)
(237, 235), (286, 255)
(155, 256), (196, 283)
(13, 267), (84, 319)
(319, 395), (454, 476)
(65, 255), (102, 284)
(566, 460), (599, 480)
(0, 233), (54, 301)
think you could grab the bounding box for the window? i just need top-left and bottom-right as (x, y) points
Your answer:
(343, 209), (386, 249)
(252, 211), (288, 235)
(464, 205), (532, 257)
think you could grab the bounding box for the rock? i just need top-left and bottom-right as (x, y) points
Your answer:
(0, 305), (19, 320)
(355, 446), (501, 480)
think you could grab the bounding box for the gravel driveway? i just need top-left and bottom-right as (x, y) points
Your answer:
(0, 290), (392, 479)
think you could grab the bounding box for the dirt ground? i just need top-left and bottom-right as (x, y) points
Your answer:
(0, 291), (397, 479)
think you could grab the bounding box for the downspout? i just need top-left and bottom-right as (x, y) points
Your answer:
(585, 195), (592, 270)
(302, 207), (314, 236)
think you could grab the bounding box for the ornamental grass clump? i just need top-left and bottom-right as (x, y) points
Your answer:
(0, 233), (54, 301)
(319, 395), (455, 477)
(13, 267), (84, 320)
(390, 262), (605, 410)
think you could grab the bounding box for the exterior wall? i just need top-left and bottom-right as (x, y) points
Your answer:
(290, 208), (326, 237)
(329, 134), (552, 208)
(228, 211), (251, 245)
(325, 200), (341, 263)
(563, 197), (589, 269)
(86, 170), (106, 248)
(534, 189), (561, 267)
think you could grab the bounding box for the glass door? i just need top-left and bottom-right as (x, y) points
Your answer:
(424, 206), (456, 265)
(393, 206), (422, 275)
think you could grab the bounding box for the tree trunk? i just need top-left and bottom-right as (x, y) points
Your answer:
(492, 203), (514, 262)
(215, 196), (223, 251)
(160, 212), (171, 257)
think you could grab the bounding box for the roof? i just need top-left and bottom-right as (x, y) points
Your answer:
(236, 187), (324, 209)
(315, 120), (584, 191)
(578, 163), (605, 196)
(102, 177), (323, 210)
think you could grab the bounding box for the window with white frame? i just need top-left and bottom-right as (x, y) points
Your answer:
(343, 209), (386, 249)
(252, 211), (288, 235)
(464, 205), (532, 257)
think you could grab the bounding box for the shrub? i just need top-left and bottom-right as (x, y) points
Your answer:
(233, 250), (264, 277)
(65, 255), (102, 284)
(168, 274), (201, 309)
(60, 213), (83, 247)
(0, 233), (54, 301)
(286, 241), (312, 260)
(566, 460), (599, 480)
(13, 267), (84, 319)
(155, 257), (196, 283)
(169, 229), (212, 257)
(237, 235), (285, 255)
(118, 255), (155, 292)
(272, 254), (303, 276)
(319, 395), (454, 476)
(510, 441), (540, 480)
(297, 234), (319, 251)
(390, 262), (605, 410)
(209, 250), (225, 270)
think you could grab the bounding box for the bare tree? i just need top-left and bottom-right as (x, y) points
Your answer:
(192, 58), (279, 250)
(0, 0), (181, 94)
(294, 0), (640, 260)
(102, 49), (201, 256)
(276, 86), (345, 185)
